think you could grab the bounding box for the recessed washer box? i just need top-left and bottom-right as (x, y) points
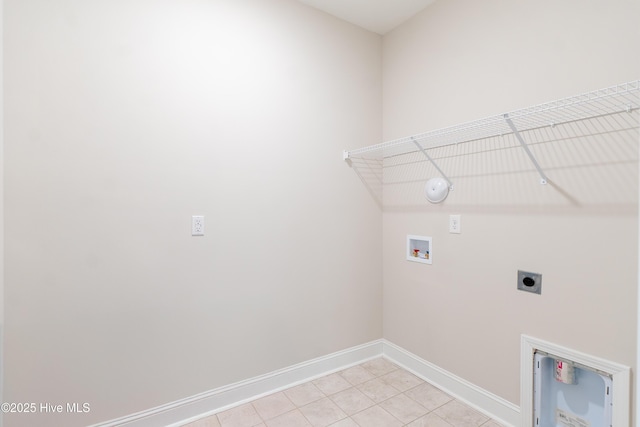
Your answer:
(522, 336), (630, 427)
(407, 235), (432, 264)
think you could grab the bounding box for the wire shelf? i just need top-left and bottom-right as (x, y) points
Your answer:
(345, 80), (640, 161)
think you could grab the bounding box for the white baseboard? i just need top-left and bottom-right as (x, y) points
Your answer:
(89, 340), (384, 427)
(382, 341), (520, 427)
(92, 339), (521, 427)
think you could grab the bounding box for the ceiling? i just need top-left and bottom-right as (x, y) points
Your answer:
(295, 0), (436, 35)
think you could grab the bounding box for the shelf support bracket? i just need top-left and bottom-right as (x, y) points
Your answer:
(504, 114), (549, 185)
(412, 137), (453, 189)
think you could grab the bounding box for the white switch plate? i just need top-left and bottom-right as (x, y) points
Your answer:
(449, 214), (461, 234)
(192, 215), (205, 236)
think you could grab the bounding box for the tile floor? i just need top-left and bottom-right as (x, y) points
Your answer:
(181, 358), (504, 427)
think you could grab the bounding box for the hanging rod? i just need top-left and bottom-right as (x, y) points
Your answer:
(344, 80), (640, 161)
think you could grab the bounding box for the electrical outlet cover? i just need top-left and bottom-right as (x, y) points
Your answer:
(192, 215), (205, 236)
(449, 214), (461, 233)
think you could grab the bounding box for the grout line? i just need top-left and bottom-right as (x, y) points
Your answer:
(183, 357), (498, 427)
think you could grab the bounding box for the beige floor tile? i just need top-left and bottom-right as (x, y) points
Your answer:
(404, 382), (453, 411)
(338, 365), (375, 385)
(284, 382), (326, 407)
(379, 393), (428, 424)
(379, 369), (424, 392)
(216, 403), (263, 427)
(329, 387), (375, 416)
(313, 373), (352, 396)
(406, 412), (454, 427)
(356, 378), (401, 403)
(182, 415), (222, 427)
(265, 409), (312, 427)
(299, 397), (347, 427)
(181, 364), (504, 427)
(252, 392), (296, 421)
(350, 405), (403, 427)
(359, 358), (398, 377)
(433, 400), (489, 427)
(327, 418), (359, 427)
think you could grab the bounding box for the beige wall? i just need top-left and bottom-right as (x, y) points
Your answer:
(383, 0), (639, 410)
(3, 0), (382, 425)
(0, 0), (4, 411)
(0, 0), (3, 317)
(4, 0), (640, 425)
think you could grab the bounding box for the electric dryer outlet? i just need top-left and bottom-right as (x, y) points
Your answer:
(518, 270), (542, 294)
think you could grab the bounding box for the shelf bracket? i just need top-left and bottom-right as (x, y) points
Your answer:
(412, 137), (453, 189)
(504, 114), (549, 185)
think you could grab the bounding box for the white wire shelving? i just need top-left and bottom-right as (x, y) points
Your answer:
(344, 80), (640, 165)
(344, 80), (640, 207)
(343, 80), (640, 208)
